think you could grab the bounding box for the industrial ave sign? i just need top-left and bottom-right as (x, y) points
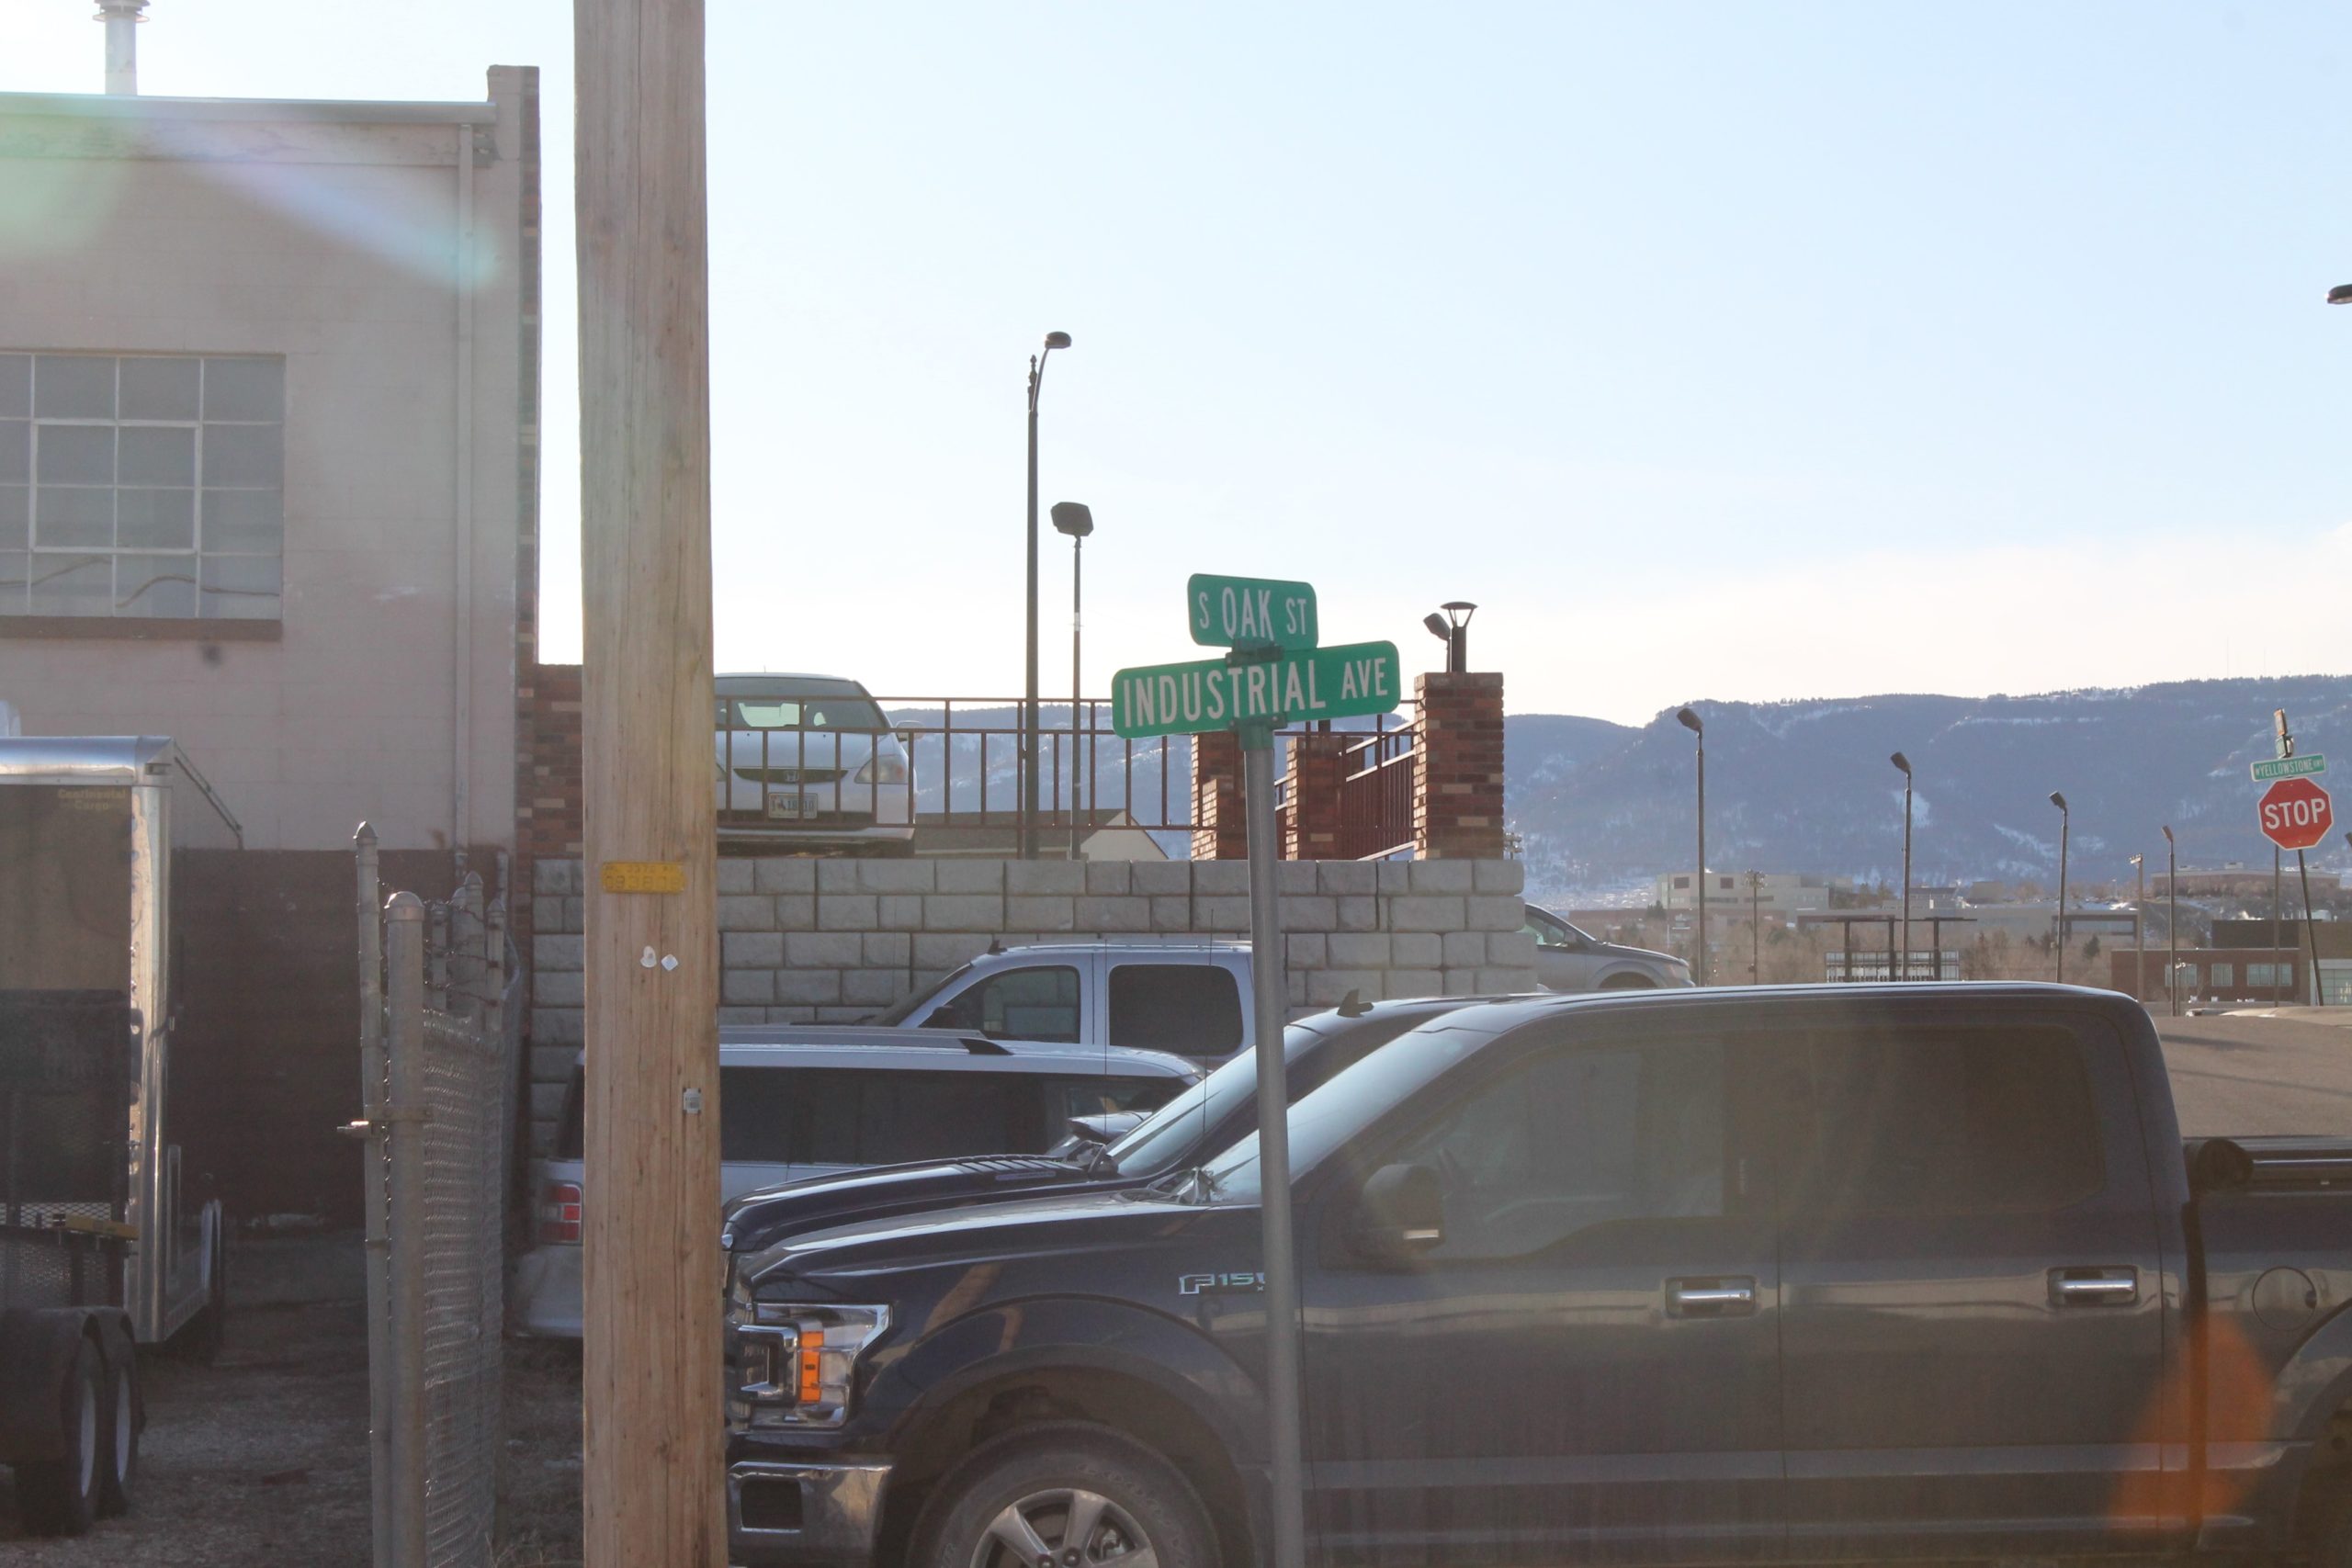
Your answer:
(1111, 639), (1401, 738)
(2256, 775), (2335, 852)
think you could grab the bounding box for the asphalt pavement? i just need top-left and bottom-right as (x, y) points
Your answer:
(2155, 1008), (2352, 1137)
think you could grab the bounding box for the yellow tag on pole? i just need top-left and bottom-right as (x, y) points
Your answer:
(600, 861), (687, 895)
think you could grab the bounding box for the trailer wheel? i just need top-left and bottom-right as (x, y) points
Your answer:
(17, 1337), (104, 1536)
(96, 1348), (136, 1517)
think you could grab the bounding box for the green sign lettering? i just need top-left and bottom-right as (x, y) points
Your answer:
(1186, 573), (1318, 652)
(1112, 640), (1401, 739)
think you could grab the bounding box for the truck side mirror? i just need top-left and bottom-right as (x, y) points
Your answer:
(1352, 1164), (1443, 1261)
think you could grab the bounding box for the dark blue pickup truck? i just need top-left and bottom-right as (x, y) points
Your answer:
(723, 985), (2352, 1568)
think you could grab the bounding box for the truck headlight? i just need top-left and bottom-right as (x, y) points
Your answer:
(729, 1302), (889, 1428)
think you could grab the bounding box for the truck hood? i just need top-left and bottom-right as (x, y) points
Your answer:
(721, 1154), (1104, 1256)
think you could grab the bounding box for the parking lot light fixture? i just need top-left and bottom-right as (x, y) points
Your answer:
(1677, 706), (1706, 984)
(2130, 854), (2146, 1002)
(2330, 285), (2352, 305)
(1051, 502), (1094, 861)
(1422, 603), (1476, 673)
(2163, 825), (2178, 1015)
(2050, 792), (2070, 983)
(1023, 332), (1072, 859)
(1891, 752), (1913, 978)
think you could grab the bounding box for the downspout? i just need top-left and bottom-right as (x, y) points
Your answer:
(453, 125), (478, 852)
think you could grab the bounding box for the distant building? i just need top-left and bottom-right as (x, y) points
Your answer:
(1653, 870), (1848, 914)
(2155, 865), (2344, 899)
(2110, 922), (2352, 1008)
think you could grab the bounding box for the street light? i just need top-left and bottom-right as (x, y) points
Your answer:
(1678, 705), (1706, 984)
(1421, 602), (1476, 672)
(2130, 854), (2145, 1004)
(2049, 792), (2070, 983)
(2163, 824), (2177, 1016)
(2330, 285), (2352, 305)
(1051, 501), (1094, 861)
(1891, 752), (1913, 979)
(1022, 330), (1072, 860)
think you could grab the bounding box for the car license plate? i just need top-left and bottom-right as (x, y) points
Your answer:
(765, 795), (805, 820)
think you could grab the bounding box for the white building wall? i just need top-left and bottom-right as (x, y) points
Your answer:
(0, 74), (536, 851)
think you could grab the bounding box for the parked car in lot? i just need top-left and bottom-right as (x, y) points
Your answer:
(514, 1028), (1196, 1338)
(723, 984), (2352, 1568)
(1521, 902), (1691, 990)
(717, 673), (913, 854)
(719, 993), (1517, 1259)
(872, 941), (1254, 1063)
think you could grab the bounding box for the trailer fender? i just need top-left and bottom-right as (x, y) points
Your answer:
(0, 1308), (103, 1464)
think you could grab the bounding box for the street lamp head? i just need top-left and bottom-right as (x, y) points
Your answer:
(2162, 824), (2175, 845)
(1677, 705), (1702, 737)
(1421, 613), (1450, 642)
(1049, 501), (1093, 538)
(2329, 285), (2352, 305)
(2131, 854), (2143, 868)
(1890, 751), (1911, 777)
(2050, 791), (2068, 813)
(1439, 601), (1477, 628)
(1043, 331), (1072, 349)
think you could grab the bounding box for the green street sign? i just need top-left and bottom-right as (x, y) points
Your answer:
(1112, 639), (1401, 738)
(1187, 573), (1318, 651)
(2252, 753), (2326, 783)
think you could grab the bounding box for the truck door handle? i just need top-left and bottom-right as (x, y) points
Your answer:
(1667, 1277), (1757, 1317)
(2050, 1267), (2139, 1306)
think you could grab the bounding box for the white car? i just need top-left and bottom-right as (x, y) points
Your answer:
(716, 673), (913, 854)
(1522, 903), (1694, 990)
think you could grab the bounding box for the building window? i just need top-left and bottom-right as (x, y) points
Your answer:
(2208, 963), (2234, 989)
(1673, 876), (1690, 890)
(0, 352), (283, 623)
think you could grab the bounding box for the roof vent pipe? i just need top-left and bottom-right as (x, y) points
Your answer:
(96, 0), (148, 96)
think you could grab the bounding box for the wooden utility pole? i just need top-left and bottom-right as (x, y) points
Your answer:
(576, 0), (723, 1562)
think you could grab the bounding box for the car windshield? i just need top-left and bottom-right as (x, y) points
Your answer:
(1182, 1014), (1503, 1202)
(720, 694), (888, 731)
(868, 962), (973, 1027)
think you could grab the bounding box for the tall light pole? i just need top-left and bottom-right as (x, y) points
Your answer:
(1748, 869), (1763, 982)
(2163, 824), (2178, 1015)
(2050, 791), (2070, 983)
(2130, 854), (2145, 1003)
(1022, 331), (1071, 860)
(1678, 705), (1706, 984)
(1891, 752), (1913, 979)
(1050, 501), (1093, 861)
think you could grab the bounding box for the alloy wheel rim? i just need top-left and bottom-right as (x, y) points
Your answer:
(970, 1486), (1156, 1568)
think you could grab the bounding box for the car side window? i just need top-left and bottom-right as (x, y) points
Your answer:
(925, 965), (1080, 1043)
(1521, 908), (1576, 949)
(1389, 1039), (1726, 1261)
(1107, 964), (1245, 1057)
(1042, 1075), (1185, 1138)
(1793, 1026), (2104, 1215)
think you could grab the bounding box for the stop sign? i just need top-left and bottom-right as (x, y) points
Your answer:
(2256, 775), (2335, 852)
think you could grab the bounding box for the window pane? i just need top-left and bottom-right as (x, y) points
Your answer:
(0, 486), (22, 550)
(34, 487), (111, 547)
(791, 1071), (862, 1166)
(0, 355), (28, 419)
(34, 355), (113, 419)
(119, 425), (195, 486)
(28, 554), (110, 615)
(118, 488), (195, 550)
(1396, 1040), (1726, 1260)
(718, 1066), (797, 1164)
(201, 424), (281, 487)
(0, 422), (26, 484)
(38, 425), (114, 485)
(857, 1072), (1024, 1164)
(0, 551), (25, 610)
(1108, 964), (1244, 1056)
(202, 488), (281, 554)
(115, 556), (198, 618)
(1798, 1028), (2103, 1214)
(202, 357), (283, 421)
(963, 966), (1080, 1043)
(119, 357), (200, 420)
(198, 553), (279, 619)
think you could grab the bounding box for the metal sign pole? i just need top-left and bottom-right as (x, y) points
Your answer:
(1240, 719), (1306, 1568)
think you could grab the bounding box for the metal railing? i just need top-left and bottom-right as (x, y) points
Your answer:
(354, 829), (518, 1568)
(1337, 724), (1419, 861)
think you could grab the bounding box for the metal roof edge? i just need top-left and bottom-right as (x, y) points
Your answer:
(0, 92), (498, 126)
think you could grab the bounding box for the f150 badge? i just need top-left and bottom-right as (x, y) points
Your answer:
(1179, 1271), (1265, 1296)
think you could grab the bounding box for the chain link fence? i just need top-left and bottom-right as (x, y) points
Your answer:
(354, 827), (521, 1568)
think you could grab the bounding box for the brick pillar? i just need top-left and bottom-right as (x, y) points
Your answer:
(514, 661), (585, 952)
(1283, 731), (1350, 860)
(1414, 671), (1505, 860)
(1191, 729), (1248, 860)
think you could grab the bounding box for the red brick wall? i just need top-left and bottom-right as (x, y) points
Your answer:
(1414, 671), (1506, 860)
(514, 661), (582, 952)
(1191, 728), (1247, 860)
(1283, 732), (1350, 860)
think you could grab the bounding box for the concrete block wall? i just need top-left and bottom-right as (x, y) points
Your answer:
(525, 856), (1533, 1151)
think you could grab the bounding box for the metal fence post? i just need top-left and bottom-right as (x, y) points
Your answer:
(355, 826), (393, 1568)
(384, 891), (428, 1568)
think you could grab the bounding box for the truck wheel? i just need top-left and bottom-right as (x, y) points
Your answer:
(96, 1349), (137, 1517)
(913, 1425), (1216, 1568)
(17, 1337), (104, 1536)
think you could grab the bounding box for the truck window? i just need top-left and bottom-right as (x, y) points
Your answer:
(708, 1066), (1176, 1167)
(1795, 1026), (2103, 1213)
(924, 966), (1080, 1043)
(1390, 1039), (1725, 1261)
(1107, 964), (1244, 1057)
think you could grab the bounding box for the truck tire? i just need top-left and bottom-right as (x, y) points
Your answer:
(912, 1425), (1216, 1568)
(17, 1337), (104, 1537)
(96, 1348), (136, 1517)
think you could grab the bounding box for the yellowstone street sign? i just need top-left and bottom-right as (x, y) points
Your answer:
(1187, 573), (1318, 652)
(1111, 639), (1400, 739)
(2250, 753), (2326, 783)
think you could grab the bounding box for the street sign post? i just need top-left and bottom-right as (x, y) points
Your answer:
(2251, 753), (2327, 783)
(1110, 639), (1400, 738)
(1188, 572), (1317, 651)
(1114, 577), (1398, 1568)
(2256, 776), (2335, 852)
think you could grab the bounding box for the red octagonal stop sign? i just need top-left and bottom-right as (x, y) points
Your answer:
(2257, 775), (2335, 852)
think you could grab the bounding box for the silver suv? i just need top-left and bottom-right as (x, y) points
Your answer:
(716, 673), (913, 854)
(1522, 903), (1692, 990)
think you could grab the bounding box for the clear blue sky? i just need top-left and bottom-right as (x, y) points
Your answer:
(9, 2), (2348, 722)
